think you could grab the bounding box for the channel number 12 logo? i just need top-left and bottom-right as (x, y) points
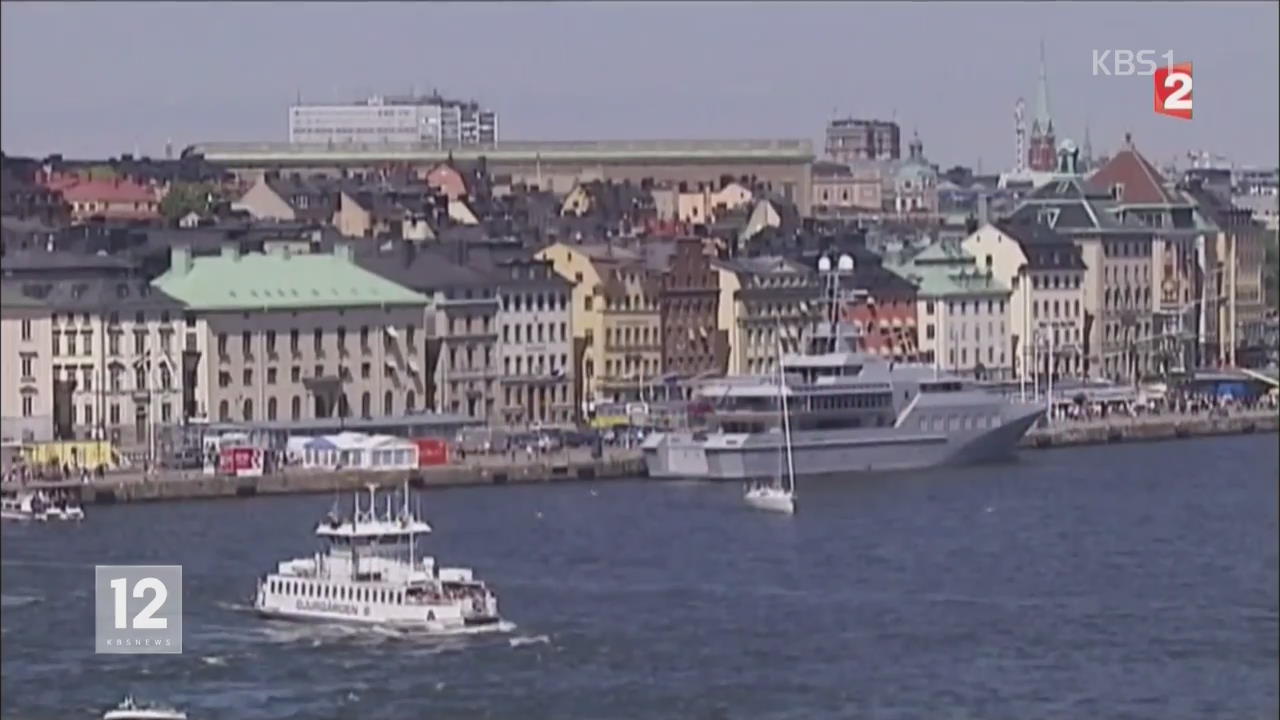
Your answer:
(1154, 62), (1193, 120)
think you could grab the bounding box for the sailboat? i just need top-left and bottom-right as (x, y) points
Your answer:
(744, 335), (797, 514)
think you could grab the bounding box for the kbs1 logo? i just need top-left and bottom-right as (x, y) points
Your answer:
(1092, 50), (1192, 120)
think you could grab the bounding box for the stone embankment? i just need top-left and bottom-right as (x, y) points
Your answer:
(1022, 409), (1279, 449)
(23, 449), (646, 505)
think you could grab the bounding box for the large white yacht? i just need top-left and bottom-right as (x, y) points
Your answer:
(254, 483), (503, 632)
(645, 254), (1046, 481)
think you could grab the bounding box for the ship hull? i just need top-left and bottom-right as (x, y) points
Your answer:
(645, 405), (1045, 480)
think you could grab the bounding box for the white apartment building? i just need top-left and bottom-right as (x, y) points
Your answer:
(495, 258), (575, 427)
(1, 276), (188, 453)
(962, 222), (1088, 381)
(289, 94), (498, 147)
(1, 283), (54, 443)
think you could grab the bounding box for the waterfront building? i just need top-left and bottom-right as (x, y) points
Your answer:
(962, 220), (1087, 381)
(1085, 139), (1220, 376)
(658, 238), (724, 392)
(1185, 184), (1272, 367)
(713, 256), (821, 376)
(152, 243), (429, 425)
(353, 244), (500, 424)
(537, 241), (663, 411)
(493, 256), (575, 426)
(0, 282), (54, 443)
(886, 242), (1012, 379)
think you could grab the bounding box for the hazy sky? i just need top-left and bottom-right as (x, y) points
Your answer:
(3, 2), (1277, 169)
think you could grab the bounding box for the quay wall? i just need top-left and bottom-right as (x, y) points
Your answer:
(38, 454), (646, 506)
(1022, 410), (1278, 450)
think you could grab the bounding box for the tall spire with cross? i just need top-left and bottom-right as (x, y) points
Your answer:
(1035, 37), (1053, 134)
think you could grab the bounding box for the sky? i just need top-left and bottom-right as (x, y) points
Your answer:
(2, 1), (1277, 170)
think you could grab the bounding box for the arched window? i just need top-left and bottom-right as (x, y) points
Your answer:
(267, 397), (278, 421)
(218, 400), (229, 421)
(337, 394), (350, 418)
(243, 399), (253, 422)
(361, 391), (371, 418)
(406, 391), (416, 412)
(291, 395), (301, 420)
(383, 390), (393, 416)
(135, 366), (147, 390)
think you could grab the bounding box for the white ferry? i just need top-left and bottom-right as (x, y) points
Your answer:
(254, 482), (503, 632)
(1, 489), (85, 522)
(102, 696), (187, 720)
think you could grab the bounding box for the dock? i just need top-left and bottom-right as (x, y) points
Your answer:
(15, 449), (647, 505)
(1023, 409), (1279, 449)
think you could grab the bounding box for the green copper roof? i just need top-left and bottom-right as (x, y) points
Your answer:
(885, 242), (1009, 299)
(153, 247), (428, 311)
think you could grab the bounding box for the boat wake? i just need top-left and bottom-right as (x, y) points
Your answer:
(508, 633), (550, 648)
(0, 593), (42, 608)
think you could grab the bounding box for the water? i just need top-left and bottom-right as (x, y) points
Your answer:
(3, 435), (1277, 719)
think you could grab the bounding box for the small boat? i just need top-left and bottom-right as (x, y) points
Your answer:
(744, 334), (797, 515)
(1, 489), (85, 522)
(102, 696), (188, 720)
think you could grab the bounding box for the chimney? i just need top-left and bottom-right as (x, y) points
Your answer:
(171, 245), (194, 276)
(220, 242), (241, 262)
(977, 194), (990, 226)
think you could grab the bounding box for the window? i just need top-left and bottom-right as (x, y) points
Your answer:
(383, 390), (393, 415)
(217, 333), (228, 357)
(243, 399), (254, 422)
(22, 396), (33, 417)
(313, 328), (323, 353)
(266, 331), (277, 355)
(110, 403), (121, 424)
(20, 319), (31, 341)
(267, 368), (277, 384)
(21, 355), (33, 378)
(243, 368), (253, 386)
(242, 331), (251, 357)
(361, 392), (371, 418)
(290, 329), (300, 355)
(926, 324), (935, 340)
(291, 396), (301, 420)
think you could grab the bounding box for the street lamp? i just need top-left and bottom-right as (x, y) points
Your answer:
(132, 352), (175, 473)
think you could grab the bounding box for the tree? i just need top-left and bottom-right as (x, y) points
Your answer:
(160, 182), (221, 223)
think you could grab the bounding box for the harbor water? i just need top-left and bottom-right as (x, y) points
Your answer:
(2, 434), (1277, 719)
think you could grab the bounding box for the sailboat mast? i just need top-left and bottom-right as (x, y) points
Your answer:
(776, 334), (797, 493)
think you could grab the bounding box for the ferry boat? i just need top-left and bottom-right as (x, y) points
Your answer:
(1, 489), (85, 522)
(254, 482), (503, 632)
(644, 254), (1046, 481)
(102, 696), (187, 720)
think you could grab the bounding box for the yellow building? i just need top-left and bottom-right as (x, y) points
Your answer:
(537, 242), (663, 410)
(713, 256), (821, 376)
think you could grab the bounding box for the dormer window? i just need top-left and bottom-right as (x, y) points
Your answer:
(1111, 183), (1125, 201)
(1036, 208), (1060, 228)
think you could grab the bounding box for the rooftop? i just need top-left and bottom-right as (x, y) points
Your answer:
(153, 245), (428, 311)
(187, 139), (815, 165)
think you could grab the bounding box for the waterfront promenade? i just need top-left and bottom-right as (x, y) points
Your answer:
(6, 410), (1275, 505)
(1023, 407), (1279, 449)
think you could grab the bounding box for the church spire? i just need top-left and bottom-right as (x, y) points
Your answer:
(1035, 38), (1053, 133)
